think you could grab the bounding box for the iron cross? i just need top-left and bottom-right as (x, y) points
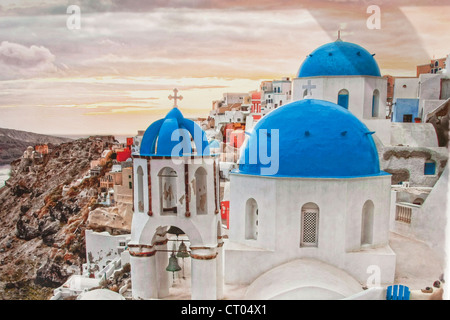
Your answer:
(169, 88), (183, 108)
(302, 80), (316, 98)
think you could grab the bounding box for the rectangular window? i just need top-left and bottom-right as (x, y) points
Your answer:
(403, 114), (413, 123)
(424, 161), (436, 175)
(301, 210), (318, 247)
(129, 181), (132, 189)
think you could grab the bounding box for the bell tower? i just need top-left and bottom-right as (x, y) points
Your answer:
(129, 90), (223, 300)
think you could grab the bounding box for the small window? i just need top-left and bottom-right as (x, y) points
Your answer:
(300, 203), (319, 247)
(137, 166), (144, 212)
(337, 89), (349, 109)
(372, 89), (380, 117)
(424, 161), (436, 175)
(129, 182), (132, 189)
(403, 114), (413, 123)
(195, 167), (208, 215)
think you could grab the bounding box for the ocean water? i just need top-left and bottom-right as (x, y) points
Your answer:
(0, 165), (10, 189)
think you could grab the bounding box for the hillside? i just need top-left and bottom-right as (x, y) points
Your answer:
(0, 135), (116, 299)
(0, 128), (73, 165)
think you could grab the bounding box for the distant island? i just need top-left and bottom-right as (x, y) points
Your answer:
(0, 128), (73, 165)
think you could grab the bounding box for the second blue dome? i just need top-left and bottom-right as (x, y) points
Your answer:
(297, 40), (381, 78)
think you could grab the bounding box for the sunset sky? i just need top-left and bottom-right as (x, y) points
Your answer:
(0, 0), (449, 137)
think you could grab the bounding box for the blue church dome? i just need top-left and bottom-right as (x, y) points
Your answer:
(140, 107), (210, 156)
(238, 99), (385, 178)
(297, 40), (381, 78)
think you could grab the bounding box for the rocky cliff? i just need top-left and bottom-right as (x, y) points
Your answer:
(0, 128), (73, 165)
(0, 135), (116, 299)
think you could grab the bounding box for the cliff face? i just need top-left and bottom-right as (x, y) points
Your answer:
(0, 128), (73, 165)
(0, 136), (116, 299)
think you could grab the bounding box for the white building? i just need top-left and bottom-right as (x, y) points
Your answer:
(392, 73), (450, 123)
(225, 99), (396, 299)
(222, 92), (250, 106)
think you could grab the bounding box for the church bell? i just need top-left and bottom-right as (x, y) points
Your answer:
(176, 240), (190, 258)
(166, 252), (182, 273)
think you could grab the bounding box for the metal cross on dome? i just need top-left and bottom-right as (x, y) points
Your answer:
(302, 80), (316, 99)
(169, 88), (183, 108)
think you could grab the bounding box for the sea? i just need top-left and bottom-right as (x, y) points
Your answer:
(0, 165), (10, 189)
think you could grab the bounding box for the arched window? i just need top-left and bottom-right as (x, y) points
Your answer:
(245, 198), (258, 240)
(195, 167), (207, 215)
(372, 89), (380, 117)
(158, 167), (178, 215)
(303, 89), (308, 98)
(361, 200), (374, 246)
(337, 89), (349, 109)
(137, 166), (144, 213)
(300, 203), (319, 247)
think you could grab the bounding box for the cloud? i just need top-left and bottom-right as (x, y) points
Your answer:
(0, 0), (443, 16)
(0, 41), (58, 80)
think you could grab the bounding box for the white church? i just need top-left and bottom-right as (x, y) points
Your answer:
(291, 37), (391, 146)
(124, 37), (406, 300)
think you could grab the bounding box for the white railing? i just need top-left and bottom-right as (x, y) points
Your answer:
(396, 205), (411, 223)
(395, 202), (420, 224)
(96, 256), (121, 279)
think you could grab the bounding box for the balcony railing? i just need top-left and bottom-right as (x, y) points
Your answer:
(395, 202), (420, 224)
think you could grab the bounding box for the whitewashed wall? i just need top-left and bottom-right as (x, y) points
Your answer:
(226, 173), (395, 285)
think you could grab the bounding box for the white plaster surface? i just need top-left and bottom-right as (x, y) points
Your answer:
(123, 229), (443, 300)
(243, 258), (363, 300)
(292, 76), (387, 121)
(389, 232), (444, 290)
(227, 173), (395, 285)
(390, 123), (439, 147)
(77, 289), (125, 300)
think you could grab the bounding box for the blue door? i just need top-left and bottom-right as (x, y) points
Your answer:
(338, 93), (349, 109)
